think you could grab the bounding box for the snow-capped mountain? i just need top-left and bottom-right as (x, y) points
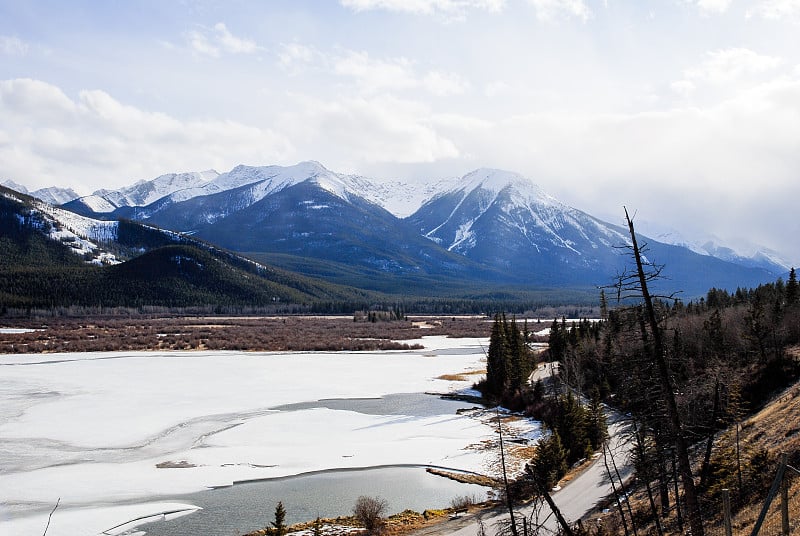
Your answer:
(72, 169), (219, 214)
(350, 176), (462, 218)
(31, 186), (81, 206)
(42, 161), (783, 295)
(58, 162), (485, 289)
(1, 180), (30, 195)
(406, 168), (634, 283)
(0, 185), (119, 265)
(65, 161), (374, 222)
(638, 222), (791, 275)
(1, 180), (80, 205)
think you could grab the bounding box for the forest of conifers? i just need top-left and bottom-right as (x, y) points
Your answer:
(475, 266), (800, 536)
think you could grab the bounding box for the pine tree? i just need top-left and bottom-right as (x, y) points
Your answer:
(586, 387), (607, 451)
(507, 316), (530, 392)
(272, 501), (287, 536)
(787, 267), (798, 305)
(486, 313), (509, 397)
(529, 431), (568, 490)
(557, 391), (588, 464)
(548, 318), (566, 362)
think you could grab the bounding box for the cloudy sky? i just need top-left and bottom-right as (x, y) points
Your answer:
(1, 0), (799, 264)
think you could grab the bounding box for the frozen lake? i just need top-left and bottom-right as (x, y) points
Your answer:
(0, 336), (541, 536)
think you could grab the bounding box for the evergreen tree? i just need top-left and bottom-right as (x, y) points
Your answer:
(507, 316), (531, 392)
(548, 318), (567, 362)
(586, 387), (607, 451)
(528, 431), (568, 490)
(556, 391), (588, 464)
(484, 313), (535, 401)
(272, 501), (287, 536)
(787, 267), (798, 306)
(486, 313), (509, 397)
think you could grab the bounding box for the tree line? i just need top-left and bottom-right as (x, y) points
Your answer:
(474, 211), (800, 536)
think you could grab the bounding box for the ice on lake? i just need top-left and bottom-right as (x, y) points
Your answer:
(0, 335), (539, 536)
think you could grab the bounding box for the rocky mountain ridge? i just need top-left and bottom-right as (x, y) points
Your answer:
(4, 162), (788, 296)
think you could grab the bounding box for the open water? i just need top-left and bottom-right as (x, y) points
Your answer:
(139, 394), (490, 536)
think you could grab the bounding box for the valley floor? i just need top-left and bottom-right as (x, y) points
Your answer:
(0, 334), (542, 536)
(0, 315), (496, 354)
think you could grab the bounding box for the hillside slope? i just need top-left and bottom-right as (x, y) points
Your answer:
(589, 354), (800, 536)
(0, 186), (376, 309)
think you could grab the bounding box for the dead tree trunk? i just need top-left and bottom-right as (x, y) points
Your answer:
(623, 207), (705, 536)
(603, 442), (632, 536)
(700, 378), (721, 489)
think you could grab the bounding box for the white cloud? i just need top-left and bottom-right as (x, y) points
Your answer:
(0, 35), (29, 56)
(185, 23), (260, 58)
(0, 79), (291, 192)
(186, 30), (220, 58)
(432, 78), (800, 262)
(747, 0), (800, 19)
(334, 50), (419, 93)
(332, 49), (469, 97)
(684, 48), (783, 84)
(484, 80), (511, 97)
(422, 71), (469, 96)
(278, 42), (316, 70)
(281, 93), (460, 168)
(683, 0), (732, 14)
(213, 23), (258, 54)
(527, 0), (591, 22)
(0, 78), (77, 123)
(671, 79), (696, 98)
(340, 0), (505, 16)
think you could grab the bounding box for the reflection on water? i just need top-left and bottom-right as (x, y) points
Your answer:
(140, 465), (490, 536)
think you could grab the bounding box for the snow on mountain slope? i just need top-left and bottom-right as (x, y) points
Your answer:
(44, 160), (789, 280)
(460, 168), (552, 203)
(66, 160), (454, 221)
(98, 169), (219, 208)
(0, 181), (79, 205)
(638, 221), (790, 274)
(31, 186), (80, 205)
(353, 176), (462, 218)
(412, 168), (612, 255)
(78, 194), (118, 213)
(1, 180), (30, 194)
(38, 203), (120, 264)
(155, 161), (361, 211)
(36, 200), (119, 264)
(403, 167), (648, 286)
(0, 189), (120, 264)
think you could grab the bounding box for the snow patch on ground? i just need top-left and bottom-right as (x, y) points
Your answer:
(34, 202), (120, 264)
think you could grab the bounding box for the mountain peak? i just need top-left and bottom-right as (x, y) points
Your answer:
(294, 160), (330, 175)
(457, 168), (555, 209)
(462, 168), (527, 192)
(1, 179), (30, 194)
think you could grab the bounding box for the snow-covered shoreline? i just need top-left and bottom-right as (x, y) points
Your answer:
(0, 336), (541, 536)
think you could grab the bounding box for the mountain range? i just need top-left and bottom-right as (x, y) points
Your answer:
(3, 162), (789, 300)
(0, 184), (379, 310)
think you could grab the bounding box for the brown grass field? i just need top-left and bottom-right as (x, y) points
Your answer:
(0, 315), (504, 354)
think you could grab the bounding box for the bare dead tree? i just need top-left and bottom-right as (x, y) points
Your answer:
(496, 408), (520, 536)
(42, 497), (60, 536)
(615, 207), (705, 536)
(603, 442), (633, 536)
